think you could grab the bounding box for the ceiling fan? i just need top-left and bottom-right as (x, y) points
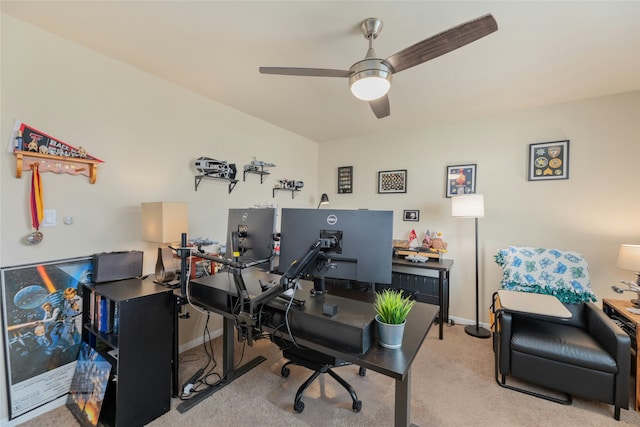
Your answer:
(259, 14), (498, 119)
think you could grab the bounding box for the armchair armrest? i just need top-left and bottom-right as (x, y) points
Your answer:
(585, 303), (631, 408)
(494, 310), (513, 375)
(585, 303), (631, 359)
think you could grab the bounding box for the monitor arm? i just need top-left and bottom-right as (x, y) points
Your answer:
(240, 238), (331, 331)
(245, 239), (325, 314)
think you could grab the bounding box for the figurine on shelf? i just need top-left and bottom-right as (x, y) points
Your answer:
(244, 157), (275, 172)
(278, 179), (303, 190)
(422, 230), (448, 253)
(194, 157), (237, 180)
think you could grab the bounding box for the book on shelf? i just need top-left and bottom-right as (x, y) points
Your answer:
(99, 296), (109, 333)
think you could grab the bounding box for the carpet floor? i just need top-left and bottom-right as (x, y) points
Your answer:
(17, 323), (640, 426)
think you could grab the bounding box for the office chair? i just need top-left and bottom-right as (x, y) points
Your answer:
(275, 337), (365, 413)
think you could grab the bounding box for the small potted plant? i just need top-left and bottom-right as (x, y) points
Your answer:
(374, 289), (415, 349)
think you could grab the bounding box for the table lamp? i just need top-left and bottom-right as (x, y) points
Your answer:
(612, 244), (640, 307)
(452, 194), (491, 339)
(141, 202), (188, 284)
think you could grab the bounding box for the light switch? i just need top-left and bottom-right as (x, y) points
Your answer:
(42, 210), (56, 227)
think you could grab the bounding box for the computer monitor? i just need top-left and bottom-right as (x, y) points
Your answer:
(224, 208), (277, 267)
(278, 208), (393, 293)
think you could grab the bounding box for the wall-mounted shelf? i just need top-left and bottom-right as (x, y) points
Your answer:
(194, 175), (239, 193)
(15, 151), (100, 184)
(243, 169), (270, 184)
(273, 187), (300, 199)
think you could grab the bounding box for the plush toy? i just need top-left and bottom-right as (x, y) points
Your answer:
(423, 231), (448, 253)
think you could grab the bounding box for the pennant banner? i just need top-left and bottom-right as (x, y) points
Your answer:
(9, 121), (103, 163)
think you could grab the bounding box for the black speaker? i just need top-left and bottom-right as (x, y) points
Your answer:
(93, 251), (143, 283)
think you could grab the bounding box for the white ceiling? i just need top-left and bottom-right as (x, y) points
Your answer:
(2, 1), (639, 143)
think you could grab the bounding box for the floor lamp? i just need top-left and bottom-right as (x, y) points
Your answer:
(452, 194), (491, 339)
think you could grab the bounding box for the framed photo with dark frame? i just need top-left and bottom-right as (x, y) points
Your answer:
(378, 169), (407, 194)
(446, 164), (476, 197)
(337, 166), (353, 194)
(403, 210), (419, 221)
(528, 140), (570, 181)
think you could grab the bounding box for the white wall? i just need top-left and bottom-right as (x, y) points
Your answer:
(319, 91), (640, 324)
(0, 14), (318, 423)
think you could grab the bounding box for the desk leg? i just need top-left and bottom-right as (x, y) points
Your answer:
(222, 316), (235, 376)
(395, 368), (411, 427)
(438, 272), (444, 340)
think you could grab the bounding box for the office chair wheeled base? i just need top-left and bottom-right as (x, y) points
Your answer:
(281, 360), (364, 414)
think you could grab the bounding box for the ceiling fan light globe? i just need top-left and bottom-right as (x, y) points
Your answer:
(349, 73), (391, 101)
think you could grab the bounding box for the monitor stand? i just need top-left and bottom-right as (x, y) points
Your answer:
(310, 277), (326, 296)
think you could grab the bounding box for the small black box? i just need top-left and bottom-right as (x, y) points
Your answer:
(93, 251), (143, 283)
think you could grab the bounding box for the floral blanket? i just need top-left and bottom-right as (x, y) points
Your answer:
(494, 246), (597, 304)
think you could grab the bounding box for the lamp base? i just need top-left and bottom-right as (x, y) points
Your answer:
(155, 247), (177, 283)
(464, 324), (491, 339)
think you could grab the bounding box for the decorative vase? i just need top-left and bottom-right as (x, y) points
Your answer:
(375, 314), (406, 349)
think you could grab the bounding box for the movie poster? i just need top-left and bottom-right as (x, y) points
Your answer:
(1, 257), (93, 419)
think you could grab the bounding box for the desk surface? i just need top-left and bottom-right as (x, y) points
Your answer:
(189, 268), (438, 381)
(497, 290), (572, 318)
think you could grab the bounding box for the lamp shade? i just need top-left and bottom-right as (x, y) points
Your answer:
(451, 194), (485, 218)
(141, 202), (188, 243)
(616, 244), (640, 272)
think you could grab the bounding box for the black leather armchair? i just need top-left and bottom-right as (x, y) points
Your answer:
(492, 297), (631, 420)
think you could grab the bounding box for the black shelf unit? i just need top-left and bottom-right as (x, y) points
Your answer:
(82, 279), (174, 427)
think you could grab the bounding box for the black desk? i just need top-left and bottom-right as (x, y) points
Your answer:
(391, 257), (453, 339)
(186, 268), (438, 427)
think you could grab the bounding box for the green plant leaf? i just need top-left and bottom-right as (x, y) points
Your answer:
(374, 289), (415, 324)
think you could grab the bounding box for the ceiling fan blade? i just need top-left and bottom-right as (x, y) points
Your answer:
(259, 67), (351, 78)
(383, 14), (498, 73)
(369, 95), (390, 119)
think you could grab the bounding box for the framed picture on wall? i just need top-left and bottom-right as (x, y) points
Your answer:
(528, 140), (570, 181)
(338, 166), (353, 194)
(403, 210), (419, 221)
(446, 164), (476, 197)
(378, 169), (407, 194)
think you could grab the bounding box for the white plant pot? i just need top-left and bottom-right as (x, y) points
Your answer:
(375, 314), (406, 349)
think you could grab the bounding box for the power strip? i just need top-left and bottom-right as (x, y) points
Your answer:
(182, 368), (204, 394)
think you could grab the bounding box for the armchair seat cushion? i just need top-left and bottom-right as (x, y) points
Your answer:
(512, 317), (617, 373)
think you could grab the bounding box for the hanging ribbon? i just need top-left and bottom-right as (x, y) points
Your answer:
(30, 164), (44, 230)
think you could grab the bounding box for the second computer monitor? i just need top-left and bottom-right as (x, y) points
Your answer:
(225, 208), (276, 266)
(278, 208), (393, 286)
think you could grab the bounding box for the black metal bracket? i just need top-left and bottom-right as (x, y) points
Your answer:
(273, 187), (300, 199)
(194, 175), (238, 193)
(243, 168), (270, 183)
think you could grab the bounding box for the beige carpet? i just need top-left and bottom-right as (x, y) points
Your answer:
(18, 323), (640, 427)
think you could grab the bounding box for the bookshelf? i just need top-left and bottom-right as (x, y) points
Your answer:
(82, 279), (174, 427)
